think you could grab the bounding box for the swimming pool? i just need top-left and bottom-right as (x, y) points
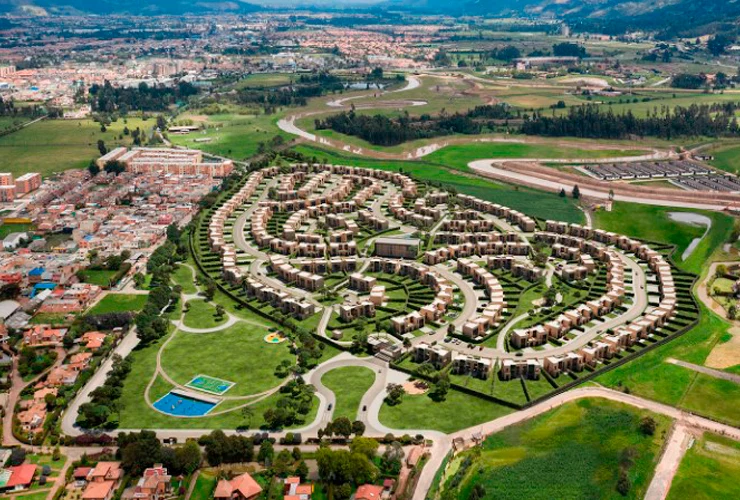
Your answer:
(153, 390), (219, 417)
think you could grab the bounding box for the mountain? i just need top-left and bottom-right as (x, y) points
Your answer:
(387, 0), (740, 37)
(0, 0), (265, 15)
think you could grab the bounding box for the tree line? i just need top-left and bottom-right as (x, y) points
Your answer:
(315, 104), (513, 147)
(89, 81), (198, 114)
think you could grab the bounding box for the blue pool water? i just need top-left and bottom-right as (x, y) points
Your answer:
(153, 392), (218, 416)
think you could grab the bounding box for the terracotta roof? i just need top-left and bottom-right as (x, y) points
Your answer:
(229, 472), (262, 499)
(213, 480), (233, 499)
(83, 480), (115, 500)
(6, 464), (36, 488)
(73, 467), (92, 479)
(355, 484), (384, 500)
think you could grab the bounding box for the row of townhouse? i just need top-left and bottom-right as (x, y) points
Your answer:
(426, 191), (449, 205)
(442, 218), (497, 233)
(283, 210), (309, 240)
(274, 172), (305, 201)
(487, 255), (545, 281)
(348, 273), (387, 305)
(243, 278), (315, 319)
(368, 258), (455, 334)
(457, 258), (507, 338)
(293, 163), (417, 199)
(297, 257), (358, 274)
(434, 230), (519, 245)
(262, 176), (356, 213)
(351, 177), (384, 207)
(457, 194), (536, 233)
(387, 195), (435, 229)
(339, 301), (376, 322)
(504, 242), (678, 380)
(329, 230), (355, 243)
(357, 209), (390, 231)
(298, 171), (331, 199)
(413, 343), (494, 379)
(424, 240), (530, 266)
(326, 214), (360, 234)
(270, 256), (324, 292)
(210, 169), (268, 282)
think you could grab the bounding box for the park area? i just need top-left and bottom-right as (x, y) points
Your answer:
(320, 366), (376, 420)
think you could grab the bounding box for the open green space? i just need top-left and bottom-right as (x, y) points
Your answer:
(182, 299), (227, 329)
(597, 301), (740, 427)
(593, 203), (735, 274)
(436, 399), (670, 500)
(160, 324), (294, 397)
(320, 366), (376, 421)
(292, 144), (584, 223)
(709, 143), (740, 175)
(86, 293), (149, 315)
(189, 471), (217, 500)
(171, 264), (198, 295)
(0, 223), (34, 238)
(118, 328), (318, 429)
(667, 433), (740, 500)
(234, 73), (294, 89)
(78, 269), (118, 287)
(169, 112), (289, 161)
(0, 116), (153, 177)
(378, 389), (513, 434)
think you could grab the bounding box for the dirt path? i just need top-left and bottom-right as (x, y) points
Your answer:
(667, 358), (740, 384)
(644, 424), (694, 500)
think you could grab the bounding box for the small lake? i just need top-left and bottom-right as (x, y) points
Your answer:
(667, 212), (712, 261)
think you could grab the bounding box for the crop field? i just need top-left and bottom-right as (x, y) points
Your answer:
(436, 399), (670, 500)
(0, 116), (153, 177)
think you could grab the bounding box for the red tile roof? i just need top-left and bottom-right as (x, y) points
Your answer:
(355, 484), (384, 500)
(6, 464), (36, 488)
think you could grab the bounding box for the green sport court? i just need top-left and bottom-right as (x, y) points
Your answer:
(184, 374), (235, 395)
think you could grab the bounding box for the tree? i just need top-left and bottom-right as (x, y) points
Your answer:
(330, 417), (353, 439)
(616, 468), (631, 496)
(258, 440), (274, 465)
(97, 139), (107, 156)
(708, 34), (732, 56)
(638, 416), (657, 436)
(429, 376), (450, 402)
(572, 185), (581, 199)
(273, 449), (294, 477)
(470, 484), (486, 500)
(241, 406), (255, 428)
(559, 188), (566, 197)
(88, 161), (101, 177)
(119, 431), (162, 476)
(385, 383), (405, 406)
(174, 440), (202, 475)
(296, 460), (309, 481)
(352, 420), (366, 436)
(350, 437), (379, 460)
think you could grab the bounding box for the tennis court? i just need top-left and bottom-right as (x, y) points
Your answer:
(184, 374), (235, 395)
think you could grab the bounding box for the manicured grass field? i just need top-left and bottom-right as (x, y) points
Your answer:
(160, 324), (294, 397)
(667, 434), (740, 500)
(0, 116), (153, 177)
(593, 203), (735, 274)
(436, 399), (670, 500)
(117, 328), (319, 429)
(709, 143), (740, 175)
(379, 389), (513, 433)
(182, 299), (226, 329)
(0, 223), (34, 238)
(171, 263), (198, 295)
(234, 73), (294, 88)
(86, 293), (148, 315)
(170, 112), (289, 161)
(320, 366), (376, 420)
(291, 144), (584, 223)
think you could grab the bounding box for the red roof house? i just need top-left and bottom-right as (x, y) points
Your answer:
(213, 472), (262, 500)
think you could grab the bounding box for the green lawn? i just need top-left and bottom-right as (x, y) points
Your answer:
(379, 389), (513, 434)
(160, 323), (294, 397)
(172, 264), (198, 294)
(86, 294), (148, 315)
(321, 366), (376, 420)
(710, 143), (740, 175)
(170, 112), (289, 161)
(292, 144), (584, 223)
(667, 434), (740, 500)
(182, 299), (227, 329)
(0, 116), (153, 177)
(593, 203), (735, 274)
(189, 471), (217, 500)
(436, 399), (670, 500)
(79, 269), (118, 287)
(0, 223), (34, 238)
(117, 328), (318, 429)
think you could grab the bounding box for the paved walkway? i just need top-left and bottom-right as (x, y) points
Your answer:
(667, 358), (740, 384)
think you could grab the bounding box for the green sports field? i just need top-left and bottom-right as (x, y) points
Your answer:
(185, 374), (235, 395)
